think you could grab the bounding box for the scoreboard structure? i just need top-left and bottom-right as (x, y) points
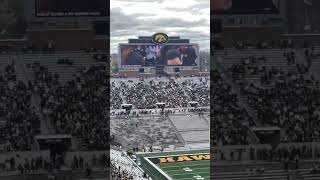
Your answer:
(118, 33), (201, 77)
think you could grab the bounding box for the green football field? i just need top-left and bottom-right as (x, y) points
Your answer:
(138, 150), (210, 180)
(159, 159), (210, 180)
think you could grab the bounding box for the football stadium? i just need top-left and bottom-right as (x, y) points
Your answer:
(110, 0), (210, 179)
(0, 0), (211, 179)
(110, 33), (210, 179)
(3, 0), (320, 179)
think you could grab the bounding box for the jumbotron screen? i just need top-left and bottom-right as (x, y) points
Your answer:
(35, 0), (107, 17)
(120, 44), (199, 67)
(212, 0), (279, 14)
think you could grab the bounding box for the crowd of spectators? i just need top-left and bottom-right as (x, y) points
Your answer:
(124, 79), (190, 109)
(224, 48), (320, 142)
(0, 155), (53, 174)
(180, 77), (210, 107)
(241, 70), (320, 142)
(111, 77), (209, 109)
(0, 152), (108, 177)
(57, 58), (74, 65)
(0, 64), (40, 152)
(111, 81), (124, 109)
(71, 153), (108, 171)
(110, 149), (148, 180)
(111, 162), (134, 180)
(30, 63), (109, 150)
(214, 39), (315, 50)
(229, 56), (266, 80)
(210, 43), (320, 178)
(211, 70), (253, 146)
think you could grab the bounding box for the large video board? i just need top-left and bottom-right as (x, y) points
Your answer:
(212, 0), (279, 14)
(35, 0), (107, 17)
(120, 44), (199, 67)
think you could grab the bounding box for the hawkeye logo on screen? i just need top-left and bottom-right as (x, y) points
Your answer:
(154, 154), (210, 164)
(152, 32), (169, 44)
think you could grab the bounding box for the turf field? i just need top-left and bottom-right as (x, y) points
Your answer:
(159, 159), (210, 180)
(138, 150), (210, 180)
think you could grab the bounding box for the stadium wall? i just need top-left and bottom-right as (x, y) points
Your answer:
(25, 28), (101, 51)
(141, 157), (171, 180)
(0, 39), (27, 52)
(23, 0), (107, 23)
(118, 71), (151, 77)
(219, 25), (284, 46)
(282, 33), (320, 45)
(212, 144), (272, 160)
(0, 150), (49, 165)
(214, 25), (320, 47)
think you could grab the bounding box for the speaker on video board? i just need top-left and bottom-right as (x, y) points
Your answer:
(174, 68), (180, 72)
(139, 68), (144, 73)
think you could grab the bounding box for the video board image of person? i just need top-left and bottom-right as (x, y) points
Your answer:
(121, 44), (198, 66)
(212, 0), (279, 14)
(161, 45), (198, 66)
(180, 46), (198, 66)
(120, 45), (159, 66)
(166, 49), (182, 65)
(121, 46), (144, 66)
(145, 45), (158, 66)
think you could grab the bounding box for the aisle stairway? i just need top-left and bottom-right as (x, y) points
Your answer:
(23, 53), (106, 84)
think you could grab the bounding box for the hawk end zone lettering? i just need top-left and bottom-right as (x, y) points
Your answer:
(156, 154), (210, 164)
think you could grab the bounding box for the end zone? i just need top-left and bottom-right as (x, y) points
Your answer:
(138, 150), (210, 180)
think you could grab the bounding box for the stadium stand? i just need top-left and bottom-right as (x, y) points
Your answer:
(109, 75), (210, 178)
(298, 168), (320, 180)
(0, 47), (211, 179)
(214, 46), (320, 142)
(24, 53), (106, 84)
(0, 52), (111, 179)
(110, 148), (147, 179)
(211, 39), (320, 179)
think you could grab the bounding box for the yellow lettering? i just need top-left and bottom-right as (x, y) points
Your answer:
(159, 157), (175, 163)
(177, 156), (193, 162)
(190, 154), (210, 160)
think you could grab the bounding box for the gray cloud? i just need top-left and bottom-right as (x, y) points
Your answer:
(110, 0), (210, 53)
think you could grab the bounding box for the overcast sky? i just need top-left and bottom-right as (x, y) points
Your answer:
(110, 0), (210, 53)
